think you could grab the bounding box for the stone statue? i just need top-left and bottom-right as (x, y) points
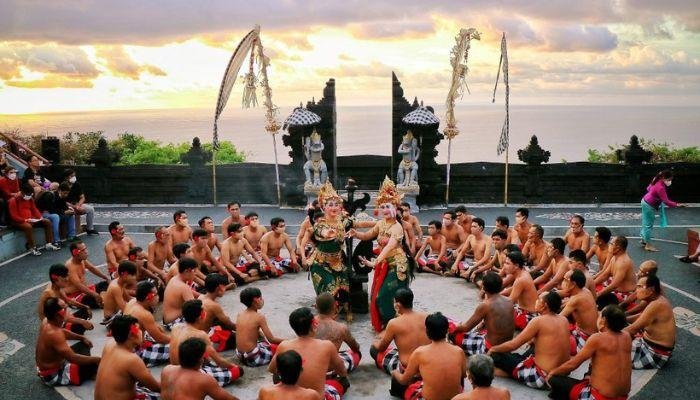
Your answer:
(397, 131), (419, 188)
(303, 130), (328, 188)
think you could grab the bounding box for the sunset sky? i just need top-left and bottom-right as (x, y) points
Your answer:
(0, 0), (699, 114)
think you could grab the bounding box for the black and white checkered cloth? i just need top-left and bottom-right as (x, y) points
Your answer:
(375, 345), (403, 375)
(201, 361), (242, 387)
(135, 383), (161, 399)
(324, 383), (342, 400)
(338, 349), (361, 373)
(137, 332), (170, 367)
(632, 337), (672, 369)
(460, 330), (490, 356)
(513, 355), (548, 389)
(402, 107), (440, 125)
(283, 107), (321, 129)
(235, 341), (276, 367)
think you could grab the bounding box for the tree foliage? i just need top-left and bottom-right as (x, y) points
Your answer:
(587, 138), (699, 163)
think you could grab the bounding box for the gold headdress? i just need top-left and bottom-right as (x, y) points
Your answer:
(375, 176), (403, 207)
(317, 180), (342, 207)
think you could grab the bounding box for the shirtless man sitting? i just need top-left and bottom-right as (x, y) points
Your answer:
(495, 216), (519, 246)
(621, 260), (658, 316)
(521, 224), (549, 274)
(101, 260), (137, 326)
(191, 228), (235, 286)
(563, 214), (590, 252)
(315, 293), (362, 373)
(532, 238), (569, 294)
(221, 222), (264, 283)
(594, 236), (636, 310)
(452, 354), (511, 400)
(624, 274), (676, 369)
(370, 287), (430, 390)
(464, 229), (509, 283)
(201, 273), (238, 352)
(489, 291), (570, 390)
(548, 305), (631, 400)
(500, 251), (539, 330)
(161, 337), (239, 400)
(393, 312), (467, 400)
(124, 280), (171, 367)
(560, 269), (598, 355)
(401, 201), (422, 255)
(269, 307), (350, 400)
(512, 208), (532, 246)
(147, 227), (176, 282)
(415, 220), (447, 274)
(104, 221), (135, 278)
(221, 201), (246, 239)
(260, 217), (299, 276)
(440, 210), (467, 269)
(168, 210), (192, 245)
(259, 350), (321, 400)
(35, 297), (100, 387)
(162, 257), (199, 330)
(38, 264), (93, 334)
(198, 216), (221, 253)
(398, 206), (417, 256)
(560, 249), (596, 296)
(452, 218), (492, 280)
(170, 300), (243, 386)
(235, 287), (284, 367)
(452, 272), (515, 356)
(586, 226), (611, 274)
(166, 243), (206, 288)
(455, 205), (475, 236)
(94, 315), (160, 400)
(243, 212), (267, 251)
(128, 247), (164, 288)
(65, 240), (109, 308)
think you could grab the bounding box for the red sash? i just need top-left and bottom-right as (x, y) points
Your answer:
(370, 261), (389, 332)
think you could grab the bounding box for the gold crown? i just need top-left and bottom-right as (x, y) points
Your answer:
(317, 180), (342, 207)
(310, 129), (321, 142)
(375, 176), (403, 207)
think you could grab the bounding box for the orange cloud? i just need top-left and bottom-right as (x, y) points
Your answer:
(95, 46), (166, 80)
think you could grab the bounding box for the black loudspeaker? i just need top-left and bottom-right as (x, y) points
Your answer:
(41, 137), (60, 164)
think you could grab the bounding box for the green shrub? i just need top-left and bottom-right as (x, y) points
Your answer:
(587, 138), (699, 163)
(4, 130), (246, 165)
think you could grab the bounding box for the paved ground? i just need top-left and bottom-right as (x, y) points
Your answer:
(0, 204), (698, 399)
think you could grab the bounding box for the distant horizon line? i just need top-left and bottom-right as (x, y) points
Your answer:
(2, 103), (698, 117)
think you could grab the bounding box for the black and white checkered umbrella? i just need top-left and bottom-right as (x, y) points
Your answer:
(402, 106), (440, 126)
(283, 107), (321, 130)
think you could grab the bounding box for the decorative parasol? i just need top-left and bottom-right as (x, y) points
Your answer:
(401, 107), (440, 126)
(283, 107), (321, 130)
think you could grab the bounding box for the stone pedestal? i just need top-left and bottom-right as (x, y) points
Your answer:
(397, 185), (420, 213)
(304, 184), (321, 205)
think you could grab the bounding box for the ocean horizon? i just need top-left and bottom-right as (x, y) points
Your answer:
(1, 104), (697, 164)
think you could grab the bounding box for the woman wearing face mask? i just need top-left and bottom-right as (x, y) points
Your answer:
(640, 170), (686, 252)
(0, 167), (21, 226)
(348, 177), (415, 332)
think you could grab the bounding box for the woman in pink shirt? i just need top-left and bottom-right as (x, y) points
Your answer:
(640, 170), (686, 252)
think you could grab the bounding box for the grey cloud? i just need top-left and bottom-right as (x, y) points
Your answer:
(0, 43), (98, 78)
(348, 21), (435, 39)
(542, 25), (619, 52)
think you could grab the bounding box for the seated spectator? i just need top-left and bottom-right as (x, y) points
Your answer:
(0, 166), (20, 226)
(8, 184), (57, 255)
(64, 169), (98, 235)
(35, 187), (64, 248)
(22, 154), (54, 195)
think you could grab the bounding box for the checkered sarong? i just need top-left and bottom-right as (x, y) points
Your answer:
(513, 354), (547, 389)
(631, 337), (672, 369)
(338, 349), (361, 373)
(460, 330), (492, 356)
(405, 380), (424, 400)
(570, 379), (628, 400)
(235, 341), (277, 367)
(324, 382), (343, 400)
(569, 325), (590, 356)
(135, 384), (161, 400)
(417, 254), (443, 272)
(36, 361), (80, 386)
(163, 316), (185, 331)
(375, 345), (404, 375)
(136, 332), (170, 367)
(513, 304), (537, 330)
(201, 361), (242, 387)
(270, 256), (293, 273)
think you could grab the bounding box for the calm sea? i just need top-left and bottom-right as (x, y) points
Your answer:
(1, 105), (697, 164)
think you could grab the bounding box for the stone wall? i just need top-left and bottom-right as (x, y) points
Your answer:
(48, 159), (700, 205)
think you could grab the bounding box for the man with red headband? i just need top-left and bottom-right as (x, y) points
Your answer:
(101, 260), (137, 326)
(124, 280), (171, 367)
(104, 221), (135, 279)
